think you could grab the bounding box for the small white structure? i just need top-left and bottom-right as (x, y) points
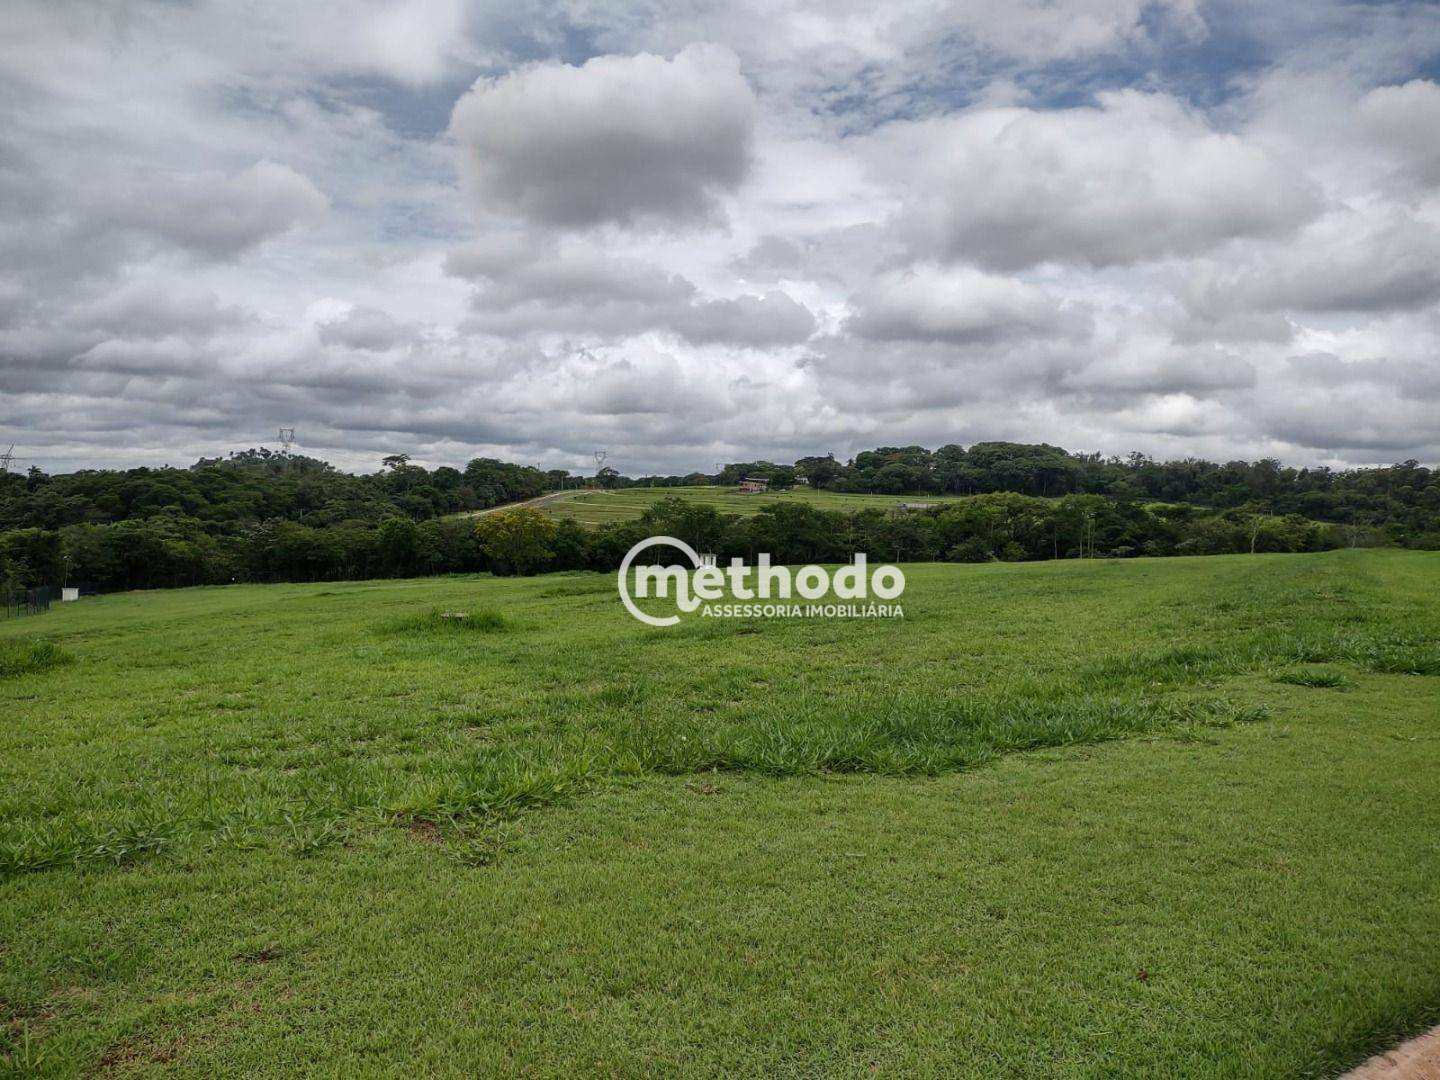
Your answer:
(61, 587), (79, 602)
(699, 553), (718, 567)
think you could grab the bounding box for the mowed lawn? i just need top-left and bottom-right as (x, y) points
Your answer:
(2, 550), (1439, 1076)
(537, 484), (967, 524)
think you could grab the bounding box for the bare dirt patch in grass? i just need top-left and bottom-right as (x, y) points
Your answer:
(1343, 1025), (1440, 1079)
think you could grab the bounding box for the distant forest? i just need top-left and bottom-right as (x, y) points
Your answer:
(1, 443), (1437, 596)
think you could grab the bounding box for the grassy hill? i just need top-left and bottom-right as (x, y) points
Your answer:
(537, 484), (968, 524)
(2, 550), (1439, 1074)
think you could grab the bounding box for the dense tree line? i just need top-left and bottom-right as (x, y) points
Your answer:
(0, 492), (1354, 597)
(628, 444), (1440, 543)
(0, 449), (548, 594)
(734, 443), (1440, 536)
(0, 449), (548, 533)
(557, 496), (1344, 573)
(1, 441), (1435, 597)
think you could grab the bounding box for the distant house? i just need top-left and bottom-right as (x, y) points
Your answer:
(896, 501), (935, 512)
(738, 477), (770, 493)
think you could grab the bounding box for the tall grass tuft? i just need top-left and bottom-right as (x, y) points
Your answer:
(1273, 666), (1352, 689)
(382, 608), (511, 636)
(394, 744), (603, 822)
(605, 693), (1266, 779)
(0, 639), (71, 679)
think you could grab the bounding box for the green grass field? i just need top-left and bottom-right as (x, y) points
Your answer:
(3, 550), (1439, 1076)
(536, 485), (967, 524)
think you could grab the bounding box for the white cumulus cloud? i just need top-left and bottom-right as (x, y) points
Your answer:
(881, 91), (1319, 270)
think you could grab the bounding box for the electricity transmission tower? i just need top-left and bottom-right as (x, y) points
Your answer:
(278, 428), (296, 456)
(0, 446), (13, 474)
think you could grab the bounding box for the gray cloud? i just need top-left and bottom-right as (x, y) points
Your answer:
(846, 266), (1088, 344)
(317, 306), (417, 351)
(730, 225), (904, 293)
(72, 285), (252, 340)
(1185, 207), (1440, 317)
(883, 91), (1319, 270)
(1284, 353), (1440, 399)
(1062, 347), (1257, 395)
(104, 162), (329, 260)
(449, 44), (756, 229)
(448, 242), (814, 346)
(670, 292), (816, 346)
(1357, 79), (1440, 187)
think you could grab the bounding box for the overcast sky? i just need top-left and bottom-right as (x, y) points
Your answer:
(2, 1), (1438, 476)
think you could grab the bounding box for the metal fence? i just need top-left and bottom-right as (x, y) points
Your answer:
(1, 585), (50, 620)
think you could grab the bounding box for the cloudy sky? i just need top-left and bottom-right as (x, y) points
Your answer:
(2, 0), (1439, 475)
